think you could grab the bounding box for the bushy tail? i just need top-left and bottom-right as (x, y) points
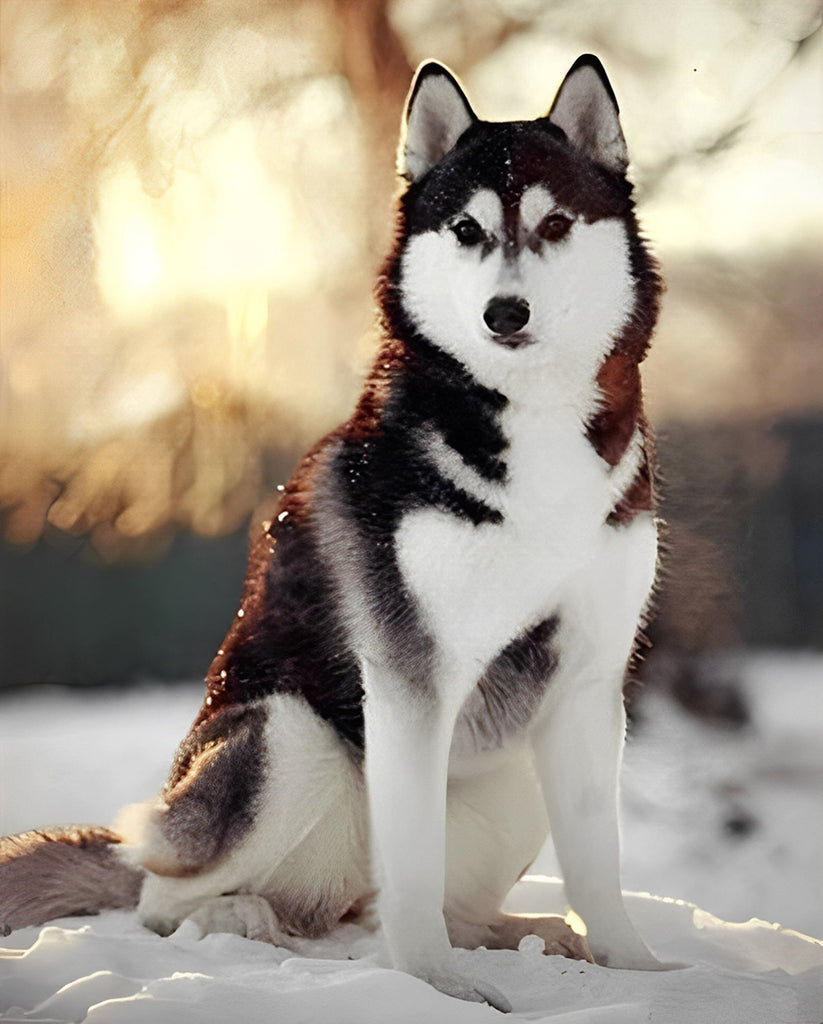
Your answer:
(0, 826), (143, 935)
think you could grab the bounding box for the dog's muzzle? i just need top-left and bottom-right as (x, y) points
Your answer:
(484, 296), (530, 339)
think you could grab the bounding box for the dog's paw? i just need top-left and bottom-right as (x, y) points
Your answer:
(554, 930), (594, 963)
(139, 910), (180, 937)
(481, 912), (593, 963)
(529, 917), (594, 963)
(185, 894), (286, 945)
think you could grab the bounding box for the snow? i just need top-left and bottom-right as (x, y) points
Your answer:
(1, 884), (821, 1023)
(535, 651), (823, 939)
(618, 652), (823, 939)
(1, 653), (822, 1022)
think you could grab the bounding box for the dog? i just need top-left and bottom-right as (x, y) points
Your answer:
(0, 54), (664, 1008)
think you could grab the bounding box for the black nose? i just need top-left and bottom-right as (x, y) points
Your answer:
(483, 296), (530, 336)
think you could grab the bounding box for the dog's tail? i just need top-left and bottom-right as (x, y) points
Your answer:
(0, 826), (143, 935)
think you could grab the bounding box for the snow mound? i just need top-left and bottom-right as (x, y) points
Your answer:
(1, 878), (821, 1024)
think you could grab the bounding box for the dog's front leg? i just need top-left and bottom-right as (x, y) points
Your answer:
(361, 659), (511, 1011)
(533, 679), (661, 970)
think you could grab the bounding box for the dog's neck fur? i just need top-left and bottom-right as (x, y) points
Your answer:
(367, 200), (660, 524)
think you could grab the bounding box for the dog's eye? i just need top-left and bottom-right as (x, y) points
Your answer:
(450, 217), (485, 247)
(537, 213), (573, 242)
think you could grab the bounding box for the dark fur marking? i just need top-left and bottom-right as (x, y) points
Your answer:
(587, 228), (662, 488)
(608, 425), (655, 527)
(197, 505), (366, 749)
(589, 353), (642, 468)
(363, 333), (510, 483)
(321, 332), (510, 688)
(458, 616), (560, 750)
(159, 703), (268, 872)
(399, 120), (631, 239)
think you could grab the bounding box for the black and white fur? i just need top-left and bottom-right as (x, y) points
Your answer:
(0, 56), (664, 1008)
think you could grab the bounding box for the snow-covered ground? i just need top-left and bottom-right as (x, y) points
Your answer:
(539, 651), (823, 939)
(1, 652), (821, 1022)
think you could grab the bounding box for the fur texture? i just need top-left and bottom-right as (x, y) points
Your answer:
(0, 827), (142, 934)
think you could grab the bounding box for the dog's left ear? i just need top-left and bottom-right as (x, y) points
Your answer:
(400, 61), (476, 181)
(548, 55), (628, 174)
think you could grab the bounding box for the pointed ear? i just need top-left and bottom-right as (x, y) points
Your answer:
(548, 54), (628, 174)
(399, 61), (476, 182)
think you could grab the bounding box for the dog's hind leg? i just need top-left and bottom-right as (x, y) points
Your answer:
(121, 701), (269, 882)
(136, 867), (277, 939)
(130, 693), (369, 944)
(182, 893), (288, 944)
(443, 746), (590, 963)
(121, 699), (274, 937)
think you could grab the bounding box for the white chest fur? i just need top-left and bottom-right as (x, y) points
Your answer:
(395, 395), (619, 686)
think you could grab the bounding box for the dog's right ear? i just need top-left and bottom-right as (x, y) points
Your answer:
(548, 55), (628, 174)
(399, 61), (476, 182)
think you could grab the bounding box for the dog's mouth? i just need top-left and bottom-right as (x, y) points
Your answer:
(490, 331), (535, 350)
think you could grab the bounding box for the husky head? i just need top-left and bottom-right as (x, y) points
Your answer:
(383, 56), (659, 398)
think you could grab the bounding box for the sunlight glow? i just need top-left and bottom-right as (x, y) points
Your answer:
(95, 120), (316, 324)
(226, 286), (269, 391)
(96, 164), (164, 314)
(565, 909), (588, 937)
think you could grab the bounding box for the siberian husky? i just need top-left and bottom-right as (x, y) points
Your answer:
(0, 55), (664, 1008)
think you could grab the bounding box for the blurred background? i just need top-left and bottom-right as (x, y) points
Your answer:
(1, 0), (822, 936)
(1, 0), (822, 689)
